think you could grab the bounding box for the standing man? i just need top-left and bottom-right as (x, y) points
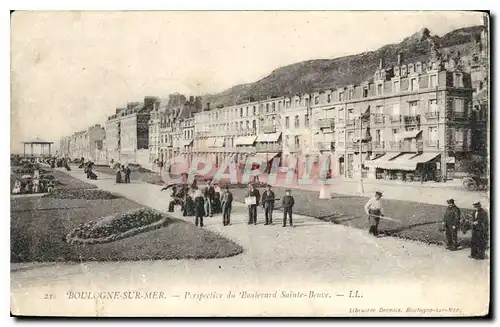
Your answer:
(205, 180), (215, 217)
(443, 199), (461, 251)
(221, 186), (233, 226)
(364, 191), (384, 236)
(125, 165), (131, 184)
(193, 190), (205, 227)
(262, 184), (276, 225)
(470, 202), (489, 260)
(281, 189), (295, 227)
(246, 183), (260, 225)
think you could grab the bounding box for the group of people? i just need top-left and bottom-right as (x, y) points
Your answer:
(115, 164), (131, 184)
(245, 184), (296, 227)
(364, 191), (489, 260)
(12, 169), (56, 195)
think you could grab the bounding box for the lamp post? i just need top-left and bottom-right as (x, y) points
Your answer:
(358, 115), (365, 195)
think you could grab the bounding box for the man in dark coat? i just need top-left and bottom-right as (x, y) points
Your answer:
(205, 181), (215, 217)
(246, 183), (260, 225)
(125, 165), (131, 184)
(262, 185), (276, 225)
(282, 189), (295, 227)
(470, 202), (489, 260)
(443, 198), (461, 251)
(194, 190), (205, 227)
(183, 193), (195, 217)
(221, 186), (233, 226)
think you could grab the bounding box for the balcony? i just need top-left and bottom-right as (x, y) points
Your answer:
(261, 124), (277, 133)
(316, 118), (336, 129)
(317, 141), (335, 152)
(402, 140), (423, 152)
(372, 114), (385, 126)
(403, 115), (421, 127)
(283, 144), (300, 153)
(388, 141), (403, 150)
(425, 111), (440, 120)
(389, 115), (402, 123)
(451, 111), (470, 120)
(255, 142), (282, 152)
(347, 118), (356, 126)
(424, 140), (440, 148)
(372, 141), (385, 151)
(238, 128), (257, 136)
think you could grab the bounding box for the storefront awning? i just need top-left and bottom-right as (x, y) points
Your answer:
(256, 132), (281, 143)
(380, 153), (420, 171)
(235, 135), (257, 146)
(209, 138), (224, 148)
(397, 130), (422, 139)
(364, 153), (402, 169)
(182, 139), (193, 146)
(408, 153), (440, 165)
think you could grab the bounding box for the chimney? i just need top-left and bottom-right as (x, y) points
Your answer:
(397, 53), (402, 66)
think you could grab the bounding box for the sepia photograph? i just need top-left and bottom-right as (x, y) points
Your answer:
(9, 10), (490, 317)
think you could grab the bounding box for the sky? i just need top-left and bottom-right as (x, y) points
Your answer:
(10, 11), (484, 153)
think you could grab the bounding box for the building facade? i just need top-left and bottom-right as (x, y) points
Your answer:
(59, 124), (106, 163)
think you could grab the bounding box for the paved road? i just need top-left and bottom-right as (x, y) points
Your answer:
(10, 168), (490, 317)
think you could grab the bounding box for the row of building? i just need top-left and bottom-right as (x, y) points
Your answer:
(59, 28), (488, 182)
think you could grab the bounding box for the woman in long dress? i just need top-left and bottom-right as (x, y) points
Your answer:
(115, 166), (122, 183)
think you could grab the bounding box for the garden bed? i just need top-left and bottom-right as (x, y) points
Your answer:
(43, 189), (121, 200)
(66, 208), (167, 245)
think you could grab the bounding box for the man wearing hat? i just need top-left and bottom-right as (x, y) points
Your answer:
(443, 199), (461, 251)
(221, 185), (233, 226)
(246, 183), (261, 225)
(364, 191), (384, 236)
(262, 184), (276, 225)
(470, 202), (489, 260)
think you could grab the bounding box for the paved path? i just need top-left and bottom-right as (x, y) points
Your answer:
(10, 168), (490, 317)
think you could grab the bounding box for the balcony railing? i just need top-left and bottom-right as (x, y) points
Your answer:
(403, 115), (421, 127)
(372, 114), (385, 125)
(316, 118), (336, 129)
(388, 141), (403, 150)
(255, 142), (282, 152)
(390, 115), (401, 123)
(425, 111), (440, 120)
(317, 141), (335, 152)
(261, 124), (277, 134)
(451, 111), (470, 120)
(424, 140), (440, 148)
(283, 144), (300, 152)
(402, 140), (424, 152)
(238, 128), (257, 135)
(372, 141), (385, 150)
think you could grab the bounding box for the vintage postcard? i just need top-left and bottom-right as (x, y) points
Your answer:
(10, 11), (490, 317)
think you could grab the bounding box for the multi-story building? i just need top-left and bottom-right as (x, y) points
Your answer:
(105, 96), (159, 165)
(59, 124), (106, 163)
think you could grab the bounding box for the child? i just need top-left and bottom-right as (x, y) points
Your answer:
(281, 189), (295, 227)
(194, 190), (205, 227)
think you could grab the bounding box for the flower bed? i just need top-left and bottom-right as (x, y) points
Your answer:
(43, 189), (120, 200)
(66, 208), (168, 245)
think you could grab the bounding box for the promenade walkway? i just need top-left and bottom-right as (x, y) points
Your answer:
(10, 167), (489, 316)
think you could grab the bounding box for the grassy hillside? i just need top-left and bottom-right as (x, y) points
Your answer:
(201, 25), (484, 108)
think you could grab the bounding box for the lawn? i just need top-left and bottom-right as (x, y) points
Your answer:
(10, 172), (243, 263)
(92, 165), (164, 185)
(228, 186), (475, 246)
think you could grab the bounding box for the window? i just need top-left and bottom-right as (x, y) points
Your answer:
(428, 126), (438, 141)
(454, 98), (464, 112)
(252, 120), (256, 129)
(294, 115), (300, 128)
(375, 105), (383, 115)
(246, 121), (250, 129)
(295, 99), (299, 107)
(392, 129), (399, 141)
(272, 103), (276, 111)
(266, 104), (269, 113)
(347, 108), (354, 120)
(375, 130), (381, 142)
(240, 108), (243, 118)
(271, 116), (276, 125)
(409, 101), (419, 115)
(305, 114), (310, 126)
(338, 131), (345, 141)
(253, 106), (257, 115)
(362, 87), (368, 98)
(246, 107), (249, 116)
(338, 108), (344, 121)
(429, 99), (438, 113)
(348, 89), (354, 100)
(348, 132), (354, 142)
(305, 98), (310, 107)
(454, 73), (464, 87)
(239, 121), (243, 130)
(338, 91), (344, 101)
(410, 78), (418, 91)
(392, 103), (400, 115)
(285, 135), (290, 146)
(327, 94), (331, 103)
(294, 136), (300, 146)
(286, 101), (290, 108)
(429, 74), (437, 88)
(315, 96), (319, 105)
(455, 130), (464, 144)
(376, 83), (383, 95)
(285, 117), (290, 128)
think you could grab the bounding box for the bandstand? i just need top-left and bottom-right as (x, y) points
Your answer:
(22, 137), (54, 157)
